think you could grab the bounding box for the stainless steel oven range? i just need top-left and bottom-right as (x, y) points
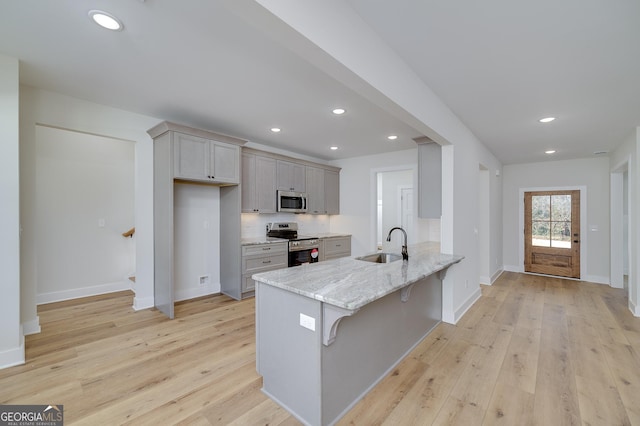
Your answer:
(266, 222), (319, 267)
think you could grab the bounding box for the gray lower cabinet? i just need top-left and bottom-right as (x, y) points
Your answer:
(322, 236), (351, 260)
(238, 242), (287, 298)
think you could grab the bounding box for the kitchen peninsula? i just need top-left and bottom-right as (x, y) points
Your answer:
(253, 241), (463, 426)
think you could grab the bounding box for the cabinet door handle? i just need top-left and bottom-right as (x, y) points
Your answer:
(335, 244), (341, 247)
(262, 260), (272, 264)
(262, 247), (271, 251)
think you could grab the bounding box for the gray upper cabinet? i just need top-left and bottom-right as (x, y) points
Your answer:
(211, 141), (240, 183)
(173, 132), (239, 184)
(324, 170), (340, 215)
(242, 148), (340, 215)
(417, 140), (442, 219)
(277, 160), (306, 192)
(242, 152), (277, 213)
(307, 167), (339, 215)
(306, 166), (325, 214)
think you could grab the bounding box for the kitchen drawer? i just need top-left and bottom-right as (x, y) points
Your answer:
(242, 253), (288, 275)
(242, 243), (287, 257)
(323, 237), (351, 259)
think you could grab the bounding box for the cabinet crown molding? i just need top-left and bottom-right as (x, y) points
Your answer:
(243, 147), (341, 173)
(147, 121), (247, 146)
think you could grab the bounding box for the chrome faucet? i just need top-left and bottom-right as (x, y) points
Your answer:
(386, 227), (408, 261)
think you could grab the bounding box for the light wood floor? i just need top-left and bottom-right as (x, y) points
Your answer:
(1, 272), (639, 425)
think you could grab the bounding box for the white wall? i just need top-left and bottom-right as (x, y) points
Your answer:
(0, 54), (23, 368)
(34, 125), (135, 303)
(610, 128), (639, 315)
(330, 148), (439, 257)
(20, 86), (160, 325)
(503, 157), (610, 283)
(174, 183), (221, 301)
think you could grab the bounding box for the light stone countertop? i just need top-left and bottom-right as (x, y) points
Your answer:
(252, 241), (463, 311)
(241, 237), (288, 246)
(315, 232), (351, 239)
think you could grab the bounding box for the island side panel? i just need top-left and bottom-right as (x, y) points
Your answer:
(256, 282), (323, 425)
(321, 273), (442, 425)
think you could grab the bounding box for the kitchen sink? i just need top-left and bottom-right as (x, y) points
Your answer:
(356, 252), (403, 264)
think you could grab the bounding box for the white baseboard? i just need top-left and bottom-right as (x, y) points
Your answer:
(23, 316), (41, 335)
(175, 284), (221, 302)
(583, 275), (610, 285)
(490, 269), (504, 284)
(442, 308), (455, 324)
(443, 287), (482, 325)
(479, 275), (491, 286)
(0, 331), (25, 369)
(37, 280), (131, 305)
(503, 264), (522, 273)
(133, 295), (154, 311)
(630, 299), (639, 317)
(452, 287), (482, 324)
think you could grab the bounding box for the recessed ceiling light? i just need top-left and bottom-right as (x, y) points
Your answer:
(387, 135), (398, 140)
(539, 117), (555, 123)
(88, 10), (124, 31)
(332, 108), (346, 115)
(270, 128), (281, 133)
(330, 146), (339, 150)
(545, 150), (556, 154)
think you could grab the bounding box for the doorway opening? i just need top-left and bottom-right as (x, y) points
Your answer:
(375, 169), (414, 251)
(35, 124), (136, 304)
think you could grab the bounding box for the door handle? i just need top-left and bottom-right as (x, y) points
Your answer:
(573, 240), (579, 243)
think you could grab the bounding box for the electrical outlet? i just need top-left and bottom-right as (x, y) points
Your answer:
(299, 313), (316, 331)
(465, 279), (469, 289)
(198, 275), (209, 287)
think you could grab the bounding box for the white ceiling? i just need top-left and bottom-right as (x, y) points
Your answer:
(1, 1), (639, 164)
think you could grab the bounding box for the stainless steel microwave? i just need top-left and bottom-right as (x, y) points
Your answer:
(277, 190), (308, 213)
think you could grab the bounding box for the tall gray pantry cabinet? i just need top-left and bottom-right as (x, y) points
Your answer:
(148, 121), (246, 319)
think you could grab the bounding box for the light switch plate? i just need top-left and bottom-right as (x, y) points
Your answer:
(299, 313), (315, 331)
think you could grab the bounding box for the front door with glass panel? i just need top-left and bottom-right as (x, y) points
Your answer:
(524, 190), (580, 278)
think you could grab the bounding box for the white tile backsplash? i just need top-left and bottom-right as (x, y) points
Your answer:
(241, 213), (331, 238)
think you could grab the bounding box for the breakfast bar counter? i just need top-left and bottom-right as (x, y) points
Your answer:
(252, 242), (463, 426)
